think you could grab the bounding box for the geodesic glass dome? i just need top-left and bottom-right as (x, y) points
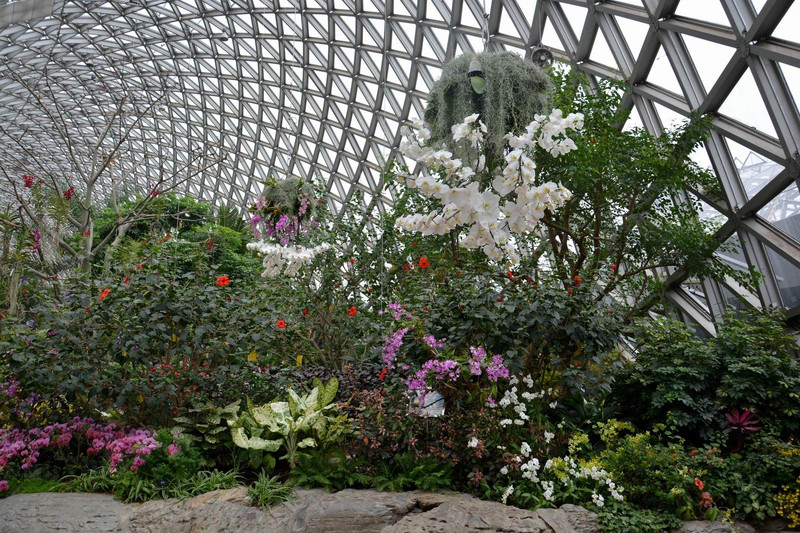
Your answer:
(1, 0), (800, 334)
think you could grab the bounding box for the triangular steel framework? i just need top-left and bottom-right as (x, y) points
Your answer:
(1, 0), (800, 333)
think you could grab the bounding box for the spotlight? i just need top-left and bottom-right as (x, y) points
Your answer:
(531, 47), (553, 68)
(467, 57), (485, 94)
(219, 29), (230, 42)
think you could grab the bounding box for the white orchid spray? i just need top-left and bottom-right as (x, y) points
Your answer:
(394, 109), (583, 264)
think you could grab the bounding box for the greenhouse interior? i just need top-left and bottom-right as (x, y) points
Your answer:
(1, 0), (800, 531)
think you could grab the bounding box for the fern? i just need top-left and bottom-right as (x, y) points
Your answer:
(291, 449), (370, 492)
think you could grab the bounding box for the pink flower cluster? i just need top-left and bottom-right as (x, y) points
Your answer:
(422, 335), (446, 350)
(387, 303), (413, 320)
(382, 326), (412, 369)
(467, 346), (510, 382)
(407, 358), (461, 396)
(0, 418), (164, 489)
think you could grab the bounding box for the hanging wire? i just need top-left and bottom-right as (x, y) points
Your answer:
(481, 0), (489, 51)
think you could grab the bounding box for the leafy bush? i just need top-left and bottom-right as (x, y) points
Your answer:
(230, 378), (347, 469)
(372, 452), (454, 492)
(598, 505), (682, 533)
(613, 310), (800, 441)
(290, 449), (369, 492)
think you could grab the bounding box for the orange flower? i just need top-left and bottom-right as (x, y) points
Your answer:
(348, 306), (357, 317)
(379, 368), (388, 380)
(216, 275), (230, 287)
(419, 257), (430, 269)
(276, 320), (286, 329)
(694, 478), (704, 491)
(99, 288), (111, 301)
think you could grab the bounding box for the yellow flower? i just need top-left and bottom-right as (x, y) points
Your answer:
(296, 354), (303, 366)
(137, 394), (144, 404)
(248, 350), (258, 363)
(171, 333), (178, 342)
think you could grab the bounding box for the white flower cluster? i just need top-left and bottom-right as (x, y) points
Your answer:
(246, 241), (332, 278)
(395, 110), (583, 264)
(543, 455), (625, 503)
(498, 375), (557, 427)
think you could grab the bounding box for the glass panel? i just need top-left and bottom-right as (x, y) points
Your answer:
(733, 145), (784, 200)
(719, 69), (779, 139)
(674, 2), (732, 27)
(764, 245), (800, 308)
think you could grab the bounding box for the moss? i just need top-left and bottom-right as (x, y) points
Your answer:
(423, 51), (552, 163)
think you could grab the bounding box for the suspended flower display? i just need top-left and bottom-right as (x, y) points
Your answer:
(393, 109), (583, 264)
(246, 176), (329, 278)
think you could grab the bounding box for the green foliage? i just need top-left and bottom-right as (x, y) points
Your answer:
(372, 452), (453, 492)
(230, 378), (346, 468)
(248, 473), (294, 509)
(535, 68), (758, 316)
(93, 194), (211, 246)
(424, 51), (551, 163)
(0, 477), (65, 498)
(68, 468), (239, 503)
(291, 449), (370, 492)
(614, 309), (800, 441)
(0, 255), (282, 425)
(173, 400), (241, 464)
(598, 505), (683, 533)
(60, 466), (114, 494)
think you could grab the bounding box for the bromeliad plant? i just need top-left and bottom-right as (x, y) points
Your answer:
(724, 409), (761, 453)
(229, 378), (347, 469)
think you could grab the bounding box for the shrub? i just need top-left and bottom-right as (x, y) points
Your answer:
(613, 310), (800, 441)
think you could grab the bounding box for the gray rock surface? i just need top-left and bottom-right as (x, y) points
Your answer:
(674, 520), (756, 533)
(0, 487), (600, 533)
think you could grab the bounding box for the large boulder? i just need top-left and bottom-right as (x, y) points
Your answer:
(0, 487), (599, 533)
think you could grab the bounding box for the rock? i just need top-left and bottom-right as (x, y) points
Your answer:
(0, 487), (601, 533)
(0, 492), (132, 533)
(381, 492), (599, 533)
(674, 520), (756, 533)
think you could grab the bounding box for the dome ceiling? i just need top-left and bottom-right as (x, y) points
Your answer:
(1, 0), (800, 333)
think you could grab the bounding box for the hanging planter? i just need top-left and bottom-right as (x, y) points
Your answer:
(423, 51), (552, 164)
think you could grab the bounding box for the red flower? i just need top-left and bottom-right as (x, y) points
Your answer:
(349, 258), (355, 264)
(419, 257), (430, 269)
(348, 306), (357, 317)
(136, 264), (142, 270)
(573, 275), (582, 286)
(694, 478), (704, 491)
(507, 270), (515, 281)
(496, 297), (504, 302)
(216, 275), (230, 287)
(402, 263), (411, 271)
(99, 288), (111, 301)
(276, 320), (286, 329)
(689, 449), (699, 457)
(610, 264), (617, 271)
(123, 277), (128, 285)
(302, 309), (309, 316)
(568, 289), (573, 296)
(411, 242), (418, 247)
(699, 492), (713, 509)
(379, 368), (388, 380)
(22, 174), (34, 188)
(150, 188), (159, 197)
(64, 186), (74, 200)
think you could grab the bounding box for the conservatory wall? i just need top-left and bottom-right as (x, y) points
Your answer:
(1, 1), (800, 532)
